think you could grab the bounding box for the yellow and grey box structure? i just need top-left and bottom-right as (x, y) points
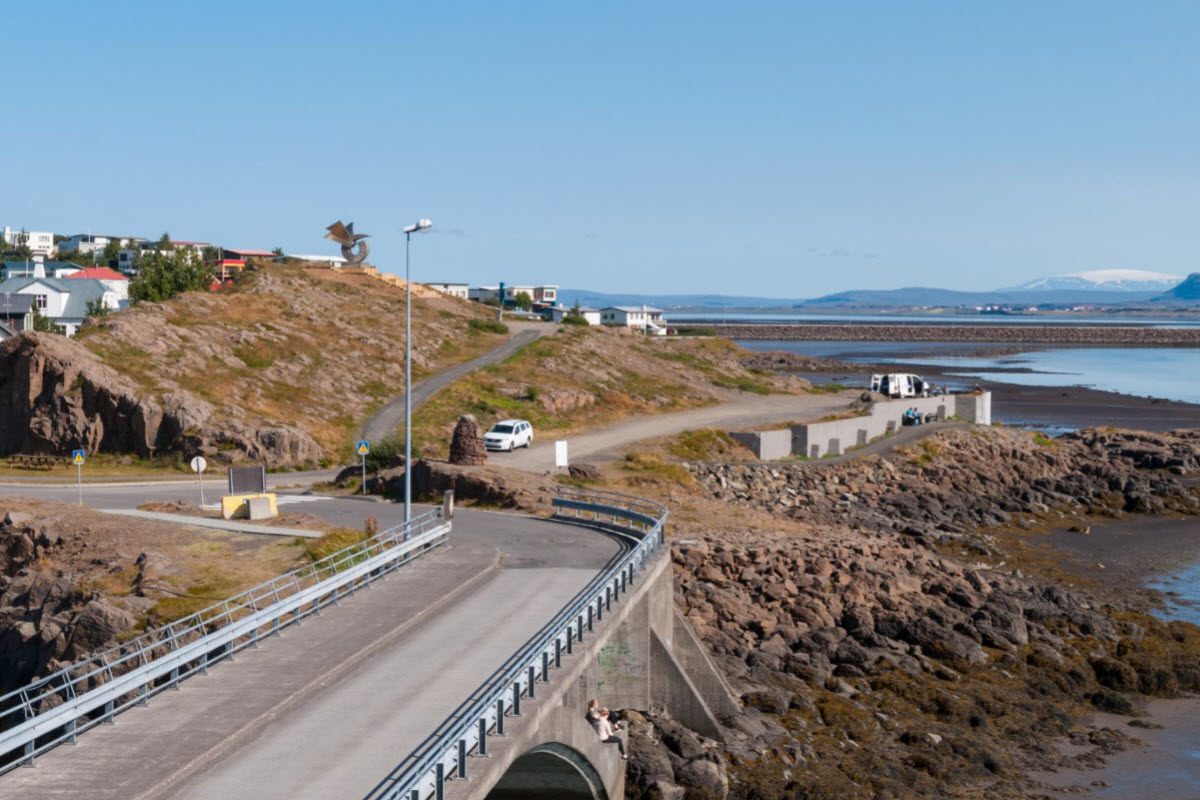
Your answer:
(221, 493), (279, 520)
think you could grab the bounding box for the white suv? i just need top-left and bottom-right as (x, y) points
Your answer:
(484, 419), (534, 451)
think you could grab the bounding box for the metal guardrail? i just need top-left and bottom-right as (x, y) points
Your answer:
(379, 487), (667, 800)
(0, 507), (451, 773)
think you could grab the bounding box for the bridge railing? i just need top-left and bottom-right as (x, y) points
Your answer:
(0, 506), (451, 773)
(382, 487), (667, 800)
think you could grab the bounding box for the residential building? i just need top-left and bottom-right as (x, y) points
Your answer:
(63, 267), (130, 301)
(546, 305), (600, 325)
(0, 294), (34, 332)
(2, 261), (85, 281)
(600, 305), (666, 333)
(469, 286), (500, 304)
(3, 228), (56, 259)
(426, 282), (469, 299)
(0, 276), (122, 336)
(56, 234), (143, 257)
(533, 285), (558, 304)
(278, 253), (348, 268)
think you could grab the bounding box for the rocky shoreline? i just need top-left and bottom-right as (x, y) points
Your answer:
(711, 323), (1200, 345)
(618, 426), (1200, 799)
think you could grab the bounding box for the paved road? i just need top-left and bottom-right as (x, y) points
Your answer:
(494, 390), (857, 472)
(360, 326), (545, 443)
(0, 500), (623, 800)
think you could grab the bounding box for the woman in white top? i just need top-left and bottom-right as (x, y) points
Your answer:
(596, 708), (627, 759)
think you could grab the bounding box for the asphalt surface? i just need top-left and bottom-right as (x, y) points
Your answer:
(0, 487), (624, 800)
(496, 390), (857, 472)
(359, 326), (544, 443)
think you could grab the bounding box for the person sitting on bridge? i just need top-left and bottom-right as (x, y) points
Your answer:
(585, 699), (601, 730)
(596, 708), (627, 759)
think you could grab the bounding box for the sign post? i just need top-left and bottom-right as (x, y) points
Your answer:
(356, 440), (370, 495)
(71, 450), (85, 506)
(190, 455), (208, 507)
(555, 440), (569, 471)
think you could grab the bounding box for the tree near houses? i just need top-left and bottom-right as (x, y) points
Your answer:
(513, 291), (533, 310)
(129, 249), (212, 302)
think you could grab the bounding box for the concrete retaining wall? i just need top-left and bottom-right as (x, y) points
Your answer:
(733, 392), (991, 460)
(728, 429), (792, 460)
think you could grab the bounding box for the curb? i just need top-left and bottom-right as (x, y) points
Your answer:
(134, 544), (503, 800)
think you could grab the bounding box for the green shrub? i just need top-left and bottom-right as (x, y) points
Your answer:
(364, 435), (405, 471)
(469, 318), (509, 335)
(561, 313), (589, 326)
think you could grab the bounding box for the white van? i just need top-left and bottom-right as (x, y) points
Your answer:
(870, 373), (932, 399)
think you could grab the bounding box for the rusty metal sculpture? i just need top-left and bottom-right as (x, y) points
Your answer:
(324, 220), (371, 265)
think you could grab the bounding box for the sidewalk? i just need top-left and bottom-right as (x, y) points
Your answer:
(97, 509), (324, 538)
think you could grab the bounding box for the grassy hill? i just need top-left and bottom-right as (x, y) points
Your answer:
(73, 264), (507, 462)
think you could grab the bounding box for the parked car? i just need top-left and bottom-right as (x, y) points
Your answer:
(484, 419), (534, 451)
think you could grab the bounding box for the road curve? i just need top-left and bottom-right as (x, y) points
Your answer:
(494, 390), (857, 472)
(0, 509), (624, 800)
(360, 326), (545, 444)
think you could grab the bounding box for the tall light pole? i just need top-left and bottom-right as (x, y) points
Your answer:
(402, 218), (432, 525)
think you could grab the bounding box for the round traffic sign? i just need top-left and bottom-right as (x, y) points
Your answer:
(190, 456), (207, 474)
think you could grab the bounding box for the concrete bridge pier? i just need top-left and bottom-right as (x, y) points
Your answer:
(444, 549), (738, 800)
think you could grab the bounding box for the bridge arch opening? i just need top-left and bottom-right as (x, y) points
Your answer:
(483, 742), (607, 800)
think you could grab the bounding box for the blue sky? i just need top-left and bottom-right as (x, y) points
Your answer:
(5, 1), (1200, 297)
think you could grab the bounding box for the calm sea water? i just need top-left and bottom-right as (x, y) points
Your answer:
(738, 340), (1200, 405)
(669, 311), (1200, 328)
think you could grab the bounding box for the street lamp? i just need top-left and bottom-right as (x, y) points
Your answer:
(402, 218), (432, 525)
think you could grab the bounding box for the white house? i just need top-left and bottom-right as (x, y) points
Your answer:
(470, 286), (500, 303)
(0, 275), (121, 336)
(548, 305), (600, 325)
(63, 267), (130, 301)
(3, 228), (56, 259)
(425, 282), (469, 299)
(57, 234), (142, 257)
(533, 285), (558, 304)
(600, 305), (666, 333)
(278, 253), (348, 268)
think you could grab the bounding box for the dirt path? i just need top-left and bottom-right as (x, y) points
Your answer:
(359, 324), (545, 443)
(495, 391), (857, 472)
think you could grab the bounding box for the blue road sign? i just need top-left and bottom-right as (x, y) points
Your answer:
(71, 449), (85, 466)
(356, 440), (370, 456)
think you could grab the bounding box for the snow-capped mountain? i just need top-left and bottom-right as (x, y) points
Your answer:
(1005, 269), (1184, 293)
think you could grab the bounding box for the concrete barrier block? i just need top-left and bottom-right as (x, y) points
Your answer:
(828, 438), (841, 456)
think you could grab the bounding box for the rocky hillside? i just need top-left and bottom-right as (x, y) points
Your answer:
(0, 264), (506, 466)
(411, 326), (807, 457)
(0, 498), (308, 694)
(616, 427), (1200, 799)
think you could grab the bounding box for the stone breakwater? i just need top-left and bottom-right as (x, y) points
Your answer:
(710, 323), (1200, 345)
(620, 428), (1200, 800)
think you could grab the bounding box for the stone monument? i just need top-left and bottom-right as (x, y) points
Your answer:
(449, 414), (487, 466)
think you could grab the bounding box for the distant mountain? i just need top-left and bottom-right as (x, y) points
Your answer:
(1004, 269), (1183, 293)
(557, 289), (804, 310)
(1151, 273), (1200, 304)
(800, 286), (1162, 308)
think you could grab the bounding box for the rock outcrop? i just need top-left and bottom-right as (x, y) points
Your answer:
(0, 332), (323, 466)
(619, 427), (1200, 799)
(448, 414), (487, 466)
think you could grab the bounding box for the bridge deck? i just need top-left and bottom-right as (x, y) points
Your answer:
(0, 512), (622, 800)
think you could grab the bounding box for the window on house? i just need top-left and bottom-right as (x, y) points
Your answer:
(34, 294), (47, 310)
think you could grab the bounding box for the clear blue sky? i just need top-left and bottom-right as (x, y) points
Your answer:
(6, 1), (1200, 297)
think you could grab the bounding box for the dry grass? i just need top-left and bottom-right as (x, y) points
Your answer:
(412, 326), (802, 458)
(79, 263), (508, 459)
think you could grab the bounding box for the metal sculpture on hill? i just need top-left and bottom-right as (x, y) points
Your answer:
(324, 220), (370, 265)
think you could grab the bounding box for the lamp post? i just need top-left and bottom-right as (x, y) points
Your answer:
(401, 218), (432, 525)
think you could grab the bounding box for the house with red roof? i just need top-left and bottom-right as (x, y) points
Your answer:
(64, 266), (129, 301)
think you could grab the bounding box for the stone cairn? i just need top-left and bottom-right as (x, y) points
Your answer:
(449, 414), (487, 466)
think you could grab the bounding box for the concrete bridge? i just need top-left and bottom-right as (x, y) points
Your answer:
(0, 489), (735, 800)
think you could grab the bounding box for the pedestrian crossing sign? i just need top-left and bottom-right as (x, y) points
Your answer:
(356, 441), (370, 456)
(72, 450), (85, 466)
